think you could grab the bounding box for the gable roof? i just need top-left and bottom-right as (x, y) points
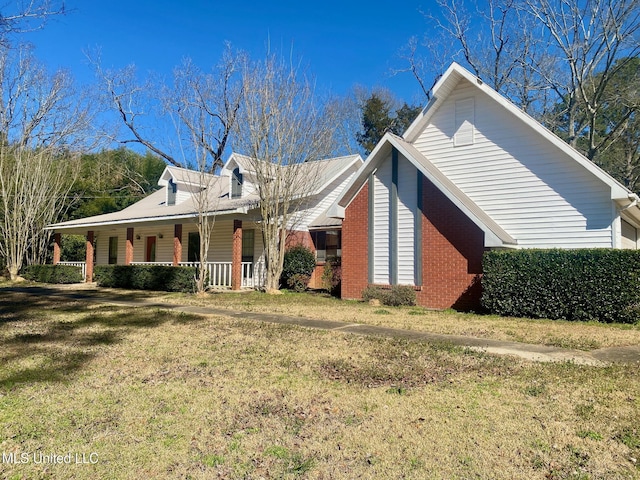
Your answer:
(158, 165), (217, 188)
(48, 153), (363, 233)
(331, 133), (517, 247)
(404, 63), (636, 203)
(222, 152), (362, 189)
(331, 62), (640, 244)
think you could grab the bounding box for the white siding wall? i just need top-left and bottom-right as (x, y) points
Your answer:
(96, 229), (127, 265)
(181, 219), (265, 263)
(373, 155), (391, 284)
(397, 154), (417, 285)
(130, 225), (175, 262)
(175, 183), (193, 205)
(413, 78), (614, 248)
(290, 166), (358, 230)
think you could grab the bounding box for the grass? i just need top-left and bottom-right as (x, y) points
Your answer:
(0, 288), (639, 478)
(144, 289), (640, 351)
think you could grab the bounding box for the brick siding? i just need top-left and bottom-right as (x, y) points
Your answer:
(341, 176), (485, 311)
(341, 182), (370, 300)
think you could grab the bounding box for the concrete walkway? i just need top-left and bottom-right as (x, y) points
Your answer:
(3, 285), (640, 366)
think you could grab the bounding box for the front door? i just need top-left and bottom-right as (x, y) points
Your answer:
(146, 236), (156, 262)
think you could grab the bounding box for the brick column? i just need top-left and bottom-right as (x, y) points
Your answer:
(85, 230), (94, 282)
(125, 227), (134, 265)
(53, 233), (61, 265)
(232, 220), (242, 290)
(173, 224), (183, 266)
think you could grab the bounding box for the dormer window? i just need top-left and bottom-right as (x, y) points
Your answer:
(231, 167), (243, 199)
(167, 179), (177, 206)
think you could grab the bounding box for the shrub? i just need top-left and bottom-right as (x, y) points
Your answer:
(482, 249), (640, 324)
(287, 273), (311, 292)
(281, 245), (316, 291)
(321, 259), (341, 295)
(386, 285), (417, 307)
(94, 265), (196, 293)
(22, 264), (83, 284)
(361, 285), (416, 307)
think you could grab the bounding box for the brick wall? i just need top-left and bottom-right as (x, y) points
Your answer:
(341, 182), (370, 299)
(417, 177), (484, 310)
(340, 176), (485, 311)
(284, 229), (326, 289)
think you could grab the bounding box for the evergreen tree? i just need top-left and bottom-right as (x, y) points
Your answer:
(66, 148), (166, 220)
(356, 94), (422, 155)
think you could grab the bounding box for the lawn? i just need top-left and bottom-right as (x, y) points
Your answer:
(148, 289), (640, 351)
(0, 290), (639, 479)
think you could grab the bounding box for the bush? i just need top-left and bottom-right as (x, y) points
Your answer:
(321, 259), (342, 296)
(482, 249), (640, 324)
(281, 245), (316, 291)
(287, 273), (311, 293)
(22, 264), (83, 284)
(94, 265), (196, 293)
(361, 285), (416, 307)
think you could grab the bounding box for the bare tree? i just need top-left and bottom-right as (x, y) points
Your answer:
(92, 44), (245, 173)
(526, 0), (640, 157)
(0, 47), (91, 279)
(0, 0), (66, 46)
(94, 46), (246, 290)
(407, 0), (640, 164)
(233, 53), (338, 292)
(414, 0), (551, 114)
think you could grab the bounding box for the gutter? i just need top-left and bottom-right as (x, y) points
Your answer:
(46, 206), (250, 231)
(619, 193), (639, 212)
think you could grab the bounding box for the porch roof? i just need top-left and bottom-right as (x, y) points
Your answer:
(48, 153), (362, 235)
(47, 187), (260, 233)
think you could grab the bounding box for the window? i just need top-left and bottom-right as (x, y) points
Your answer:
(231, 167), (243, 199)
(188, 232), (200, 262)
(310, 230), (341, 262)
(242, 230), (254, 263)
(108, 236), (118, 264)
(167, 179), (177, 206)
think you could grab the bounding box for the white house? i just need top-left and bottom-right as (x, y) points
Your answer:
(331, 63), (640, 310)
(47, 153), (362, 288)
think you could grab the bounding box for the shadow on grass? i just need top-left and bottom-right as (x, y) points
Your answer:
(0, 288), (200, 390)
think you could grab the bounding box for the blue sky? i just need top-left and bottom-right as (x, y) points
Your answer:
(24, 0), (437, 105)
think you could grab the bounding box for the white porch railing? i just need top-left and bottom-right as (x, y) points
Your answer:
(180, 262), (233, 288)
(58, 261), (86, 279)
(241, 261), (266, 288)
(130, 262), (174, 266)
(136, 261), (266, 289)
(62, 260), (266, 289)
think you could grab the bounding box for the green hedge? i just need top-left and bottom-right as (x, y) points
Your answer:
(94, 265), (196, 293)
(22, 264), (84, 284)
(481, 249), (640, 324)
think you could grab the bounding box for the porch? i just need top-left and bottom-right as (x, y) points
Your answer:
(58, 260), (267, 289)
(52, 218), (265, 290)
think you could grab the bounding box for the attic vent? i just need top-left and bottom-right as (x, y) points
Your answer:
(454, 98), (475, 146)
